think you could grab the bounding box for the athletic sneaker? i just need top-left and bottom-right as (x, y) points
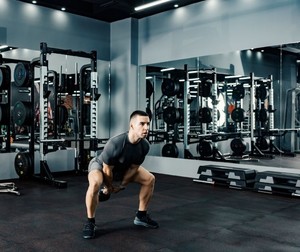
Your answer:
(134, 214), (159, 229)
(82, 221), (96, 239)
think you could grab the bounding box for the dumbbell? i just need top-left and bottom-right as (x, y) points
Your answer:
(98, 186), (125, 202)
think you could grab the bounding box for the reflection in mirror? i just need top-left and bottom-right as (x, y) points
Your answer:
(144, 42), (300, 170)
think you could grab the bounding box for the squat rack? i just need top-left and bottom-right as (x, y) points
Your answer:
(36, 42), (99, 187)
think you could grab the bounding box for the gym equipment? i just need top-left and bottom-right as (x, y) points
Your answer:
(0, 182), (20, 196)
(255, 171), (300, 197)
(255, 136), (269, 151)
(231, 107), (245, 122)
(146, 107), (152, 121)
(257, 108), (268, 123)
(14, 62), (32, 87)
(230, 138), (247, 156)
(14, 152), (34, 179)
(0, 104), (10, 124)
(193, 165), (256, 189)
(163, 107), (183, 125)
(198, 78), (212, 97)
(198, 107), (220, 124)
(255, 84), (268, 100)
(232, 84), (245, 100)
(161, 143), (179, 157)
(13, 101), (33, 126)
(198, 107), (212, 123)
(197, 140), (213, 157)
(161, 78), (181, 97)
(99, 188), (111, 202)
(146, 79), (154, 98)
(0, 65), (11, 89)
(57, 104), (69, 126)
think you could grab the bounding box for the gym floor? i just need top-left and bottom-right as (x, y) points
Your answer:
(1, 171), (300, 252)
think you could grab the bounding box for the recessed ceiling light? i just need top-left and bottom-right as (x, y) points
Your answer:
(135, 0), (173, 11)
(61, 7), (66, 11)
(174, 4), (179, 8)
(32, 1), (37, 4)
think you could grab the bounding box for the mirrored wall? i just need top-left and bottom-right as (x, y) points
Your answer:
(142, 42), (300, 169)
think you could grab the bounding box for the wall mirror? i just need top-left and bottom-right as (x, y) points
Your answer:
(142, 42), (300, 170)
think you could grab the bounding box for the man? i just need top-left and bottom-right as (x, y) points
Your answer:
(83, 110), (159, 239)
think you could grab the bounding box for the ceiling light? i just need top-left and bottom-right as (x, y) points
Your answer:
(160, 67), (175, 72)
(32, 1), (37, 4)
(174, 4), (179, 8)
(61, 7), (66, 11)
(135, 0), (173, 11)
(0, 45), (8, 50)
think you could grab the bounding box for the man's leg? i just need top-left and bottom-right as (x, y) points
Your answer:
(86, 169), (103, 218)
(83, 169), (103, 239)
(121, 166), (158, 228)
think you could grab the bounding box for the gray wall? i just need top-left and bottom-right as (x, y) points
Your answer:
(0, 0), (110, 60)
(110, 19), (140, 136)
(138, 0), (300, 65)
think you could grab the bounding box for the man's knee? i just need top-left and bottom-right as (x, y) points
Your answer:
(88, 170), (103, 193)
(146, 172), (155, 186)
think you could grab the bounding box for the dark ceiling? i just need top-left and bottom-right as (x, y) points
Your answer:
(19, 0), (204, 23)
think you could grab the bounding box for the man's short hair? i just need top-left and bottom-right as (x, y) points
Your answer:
(130, 110), (149, 121)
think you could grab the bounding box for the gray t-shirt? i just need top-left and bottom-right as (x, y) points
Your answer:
(96, 132), (150, 179)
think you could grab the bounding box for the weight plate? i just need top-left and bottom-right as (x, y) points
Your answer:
(232, 84), (245, 100)
(230, 138), (246, 155)
(197, 140), (213, 157)
(199, 79), (212, 97)
(161, 78), (180, 97)
(14, 152), (34, 179)
(199, 107), (212, 123)
(0, 104), (10, 124)
(13, 101), (33, 126)
(0, 66), (11, 89)
(163, 107), (183, 125)
(231, 108), (245, 122)
(161, 143), (179, 158)
(14, 63), (32, 87)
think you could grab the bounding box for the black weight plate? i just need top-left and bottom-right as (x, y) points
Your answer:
(199, 79), (212, 97)
(199, 107), (212, 123)
(163, 107), (181, 125)
(0, 104), (10, 124)
(232, 84), (245, 100)
(255, 85), (268, 100)
(230, 138), (246, 155)
(161, 143), (179, 158)
(14, 152), (34, 179)
(231, 108), (245, 122)
(197, 140), (213, 157)
(161, 78), (180, 97)
(0, 66), (11, 89)
(14, 63), (31, 87)
(13, 101), (33, 126)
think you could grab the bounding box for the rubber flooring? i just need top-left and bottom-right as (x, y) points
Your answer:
(0, 172), (300, 252)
